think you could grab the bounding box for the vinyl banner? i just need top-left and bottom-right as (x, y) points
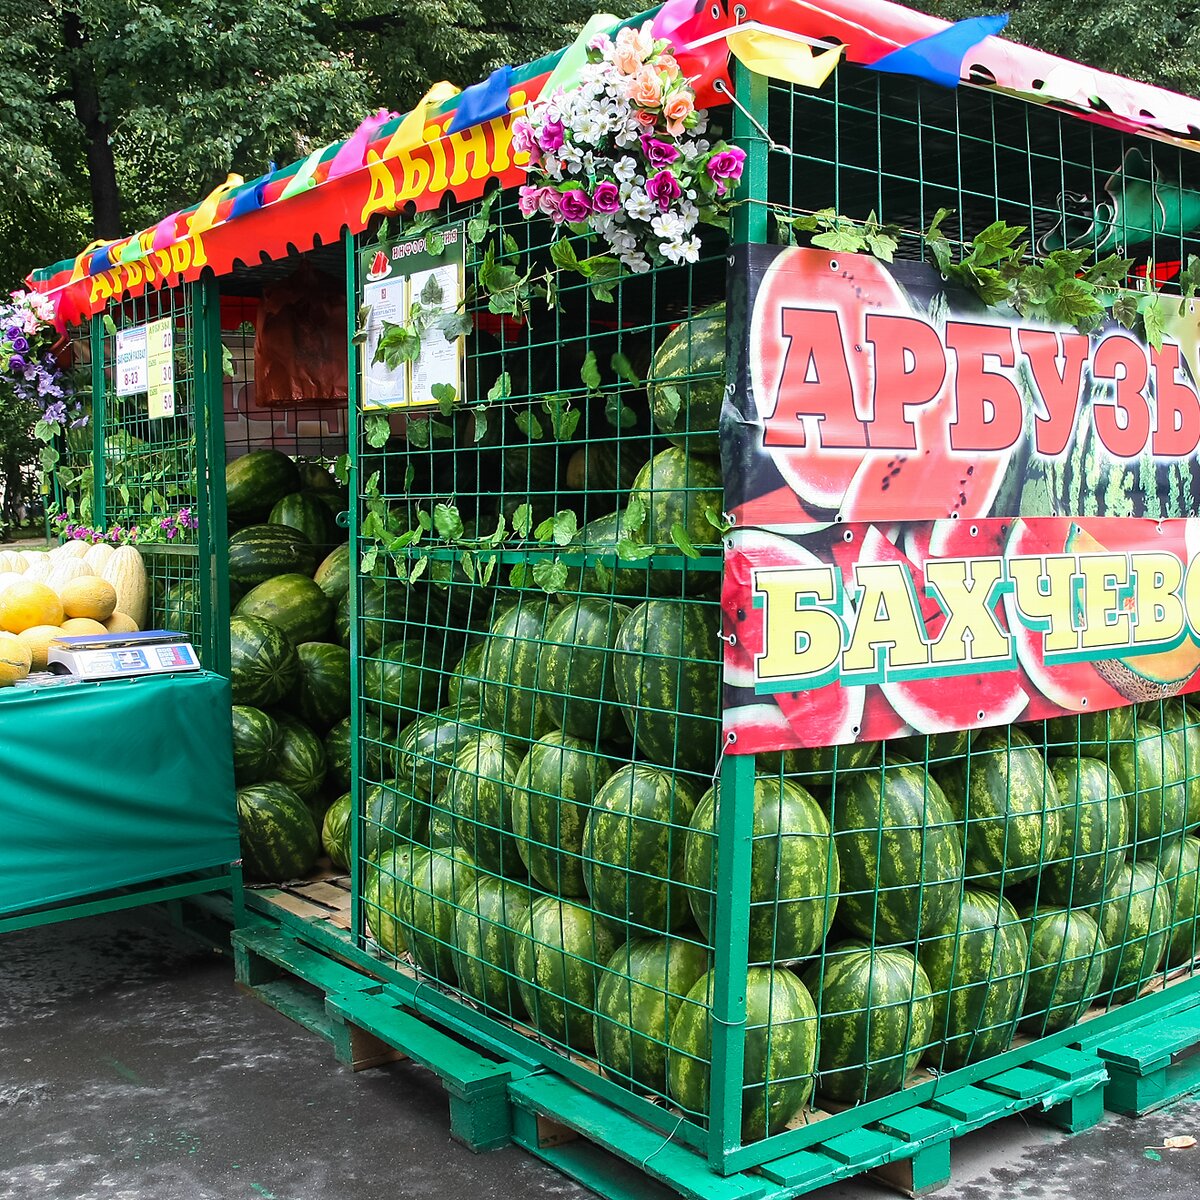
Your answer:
(722, 245), (1200, 753)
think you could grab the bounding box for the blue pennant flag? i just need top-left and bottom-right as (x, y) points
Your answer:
(871, 13), (1009, 89)
(229, 181), (266, 220)
(448, 66), (513, 133)
(89, 244), (113, 275)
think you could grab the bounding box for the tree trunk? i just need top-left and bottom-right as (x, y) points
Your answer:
(63, 7), (122, 239)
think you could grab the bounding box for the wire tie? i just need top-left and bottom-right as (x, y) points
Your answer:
(714, 79), (792, 154)
(641, 1114), (687, 1170)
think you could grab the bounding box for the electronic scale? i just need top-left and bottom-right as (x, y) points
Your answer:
(46, 630), (201, 680)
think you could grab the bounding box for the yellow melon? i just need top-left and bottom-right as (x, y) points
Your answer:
(16, 624), (61, 671)
(20, 554), (51, 581)
(0, 632), (32, 686)
(0, 580), (64, 633)
(59, 617), (108, 636)
(103, 611), (140, 634)
(58, 540), (92, 560)
(60, 576), (118, 621)
(83, 543), (116, 573)
(47, 559), (90, 591)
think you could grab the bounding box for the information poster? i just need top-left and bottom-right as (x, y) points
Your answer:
(146, 317), (175, 419)
(114, 327), (148, 396)
(360, 225), (465, 410)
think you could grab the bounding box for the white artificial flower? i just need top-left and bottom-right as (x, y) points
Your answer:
(574, 112), (604, 144)
(620, 249), (651, 273)
(624, 188), (657, 223)
(613, 156), (638, 184)
(663, 235), (701, 264)
(651, 211), (686, 240)
(541, 154), (564, 181)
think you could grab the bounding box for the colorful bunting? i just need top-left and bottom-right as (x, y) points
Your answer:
(151, 212), (182, 251)
(279, 148), (328, 201)
(537, 13), (620, 100)
(727, 26), (844, 89)
(448, 66), (513, 134)
(871, 13), (1009, 89)
(382, 82), (460, 158)
(228, 180), (267, 220)
(328, 109), (397, 178)
(188, 174), (244, 236)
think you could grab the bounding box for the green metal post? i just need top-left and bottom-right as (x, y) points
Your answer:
(90, 313), (107, 529)
(345, 227), (363, 944)
(194, 275), (230, 676)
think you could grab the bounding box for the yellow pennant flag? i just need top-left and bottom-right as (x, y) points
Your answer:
(188, 173), (244, 236)
(382, 82), (461, 159)
(727, 27), (843, 89)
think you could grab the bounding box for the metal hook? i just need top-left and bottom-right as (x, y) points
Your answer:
(714, 78), (793, 155)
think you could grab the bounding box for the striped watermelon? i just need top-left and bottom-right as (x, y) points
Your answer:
(361, 780), (429, 860)
(892, 729), (972, 767)
(668, 968), (818, 1143)
(360, 711), (400, 781)
(269, 490), (339, 548)
(1157, 835), (1200, 966)
(321, 793), (352, 869)
(537, 598), (632, 744)
(235, 573), (334, 644)
(403, 846), (479, 980)
(1020, 906), (1107, 1033)
(1095, 861), (1172, 1002)
(271, 714), (328, 811)
(479, 599), (557, 741)
(324, 718), (352, 794)
(937, 727), (1062, 888)
(225, 449), (301, 522)
(685, 775), (839, 963)
(919, 889), (1028, 1070)
(583, 764), (698, 934)
(363, 638), (440, 723)
(1045, 705), (1135, 753)
(1160, 698), (1200, 827)
(771, 739), (880, 789)
(594, 936), (710, 1095)
(1038, 757), (1129, 907)
(513, 896), (619, 1053)
(287, 641), (351, 732)
(447, 641), (487, 708)
(432, 732), (525, 877)
(563, 511), (658, 598)
(363, 845), (417, 958)
(313, 543), (351, 601)
(613, 599), (721, 777)
(394, 704), (485, 802)
(830, 760), (964, 944)
(452, 874), (533, 1015)
(647, 304), (725, 453)
(229, 615), (300, 708)
(236, 781), (319, 882)
(230, 705), (282, 785)
(802, 943), (935, 1103)
(512, 731), (614, 896)
(1112, 724), (1187, 854)
(228, 524), (318, 588)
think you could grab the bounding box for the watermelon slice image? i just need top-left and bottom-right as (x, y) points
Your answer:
(722, 528), (864, 750)
(857, 524), (1029, 733)
(367, 249), (388, 279)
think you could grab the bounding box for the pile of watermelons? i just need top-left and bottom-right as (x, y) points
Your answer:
(223, 448), (356, 882)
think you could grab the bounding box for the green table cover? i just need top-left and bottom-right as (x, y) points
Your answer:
(0, 670), (238, 917)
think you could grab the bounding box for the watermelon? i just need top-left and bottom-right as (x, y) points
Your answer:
(297, 459), (342, 496)
(432, 732), (525, 876)
(772, 740), (880, 788)
(402, 846), (479, 980)
(321, 793), (352, 870)
(226, 449), (301, 522)
(613, 599), (721, 777)
(918, 889), (1028, 1070)
(230, 704), (282, 785)
(1111, 723), (1187, 854)
(892, 729), (972, 767)
(1038, 757), (1129, 907)
(313, 543), (351, 601)
(1095, 861), (1172, 1002)
(479, 598), (556, 741)
(393, 704), (486, 803)
(667, 967), (818, 1143)
(324, 718), (352, 794)
(802, 942), (935, 1103)
(272, 714), (328, 811)
(647, 305), (725, 453)
(361, 779), (429, 860)
(229, 615), (300, 708)
(563, 511), (656, 598)
(159, 577), (201, 635)
(514, 896), (619, 1053)
(452, 874), (533, 1015)
(1160, 698), (1200, 827)
(626, 447), (724, 574)
(447, 641), (487, 708)
(269, 490), (339, 548)
(1157, 835), (1200, 966)
(236, 781), (319, 882)
(363, 846), (416, 958)
(360, 711), (401, 781)
(583, 764), (698, 934)
(594, 936), (710, 1095)
(1045, 705), (1135, 753)
(537, 598), (632, 744)
(228, 524), (318, 588)
(685, 775), (839, 963)
(512, 731), (614, 896)
(363, 638), (440, 722)
(1021, 906), (1107, 1033)
(235, 573), (334, 645)
(829, 759), (964, 944)
(286, 642), (351, 732)
(937, 727), (1062, 888)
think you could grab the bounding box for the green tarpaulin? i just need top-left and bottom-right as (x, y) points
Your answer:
(0, 671), (238, 917)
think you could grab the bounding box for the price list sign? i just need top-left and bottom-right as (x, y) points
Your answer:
(145, 317), (175, 419)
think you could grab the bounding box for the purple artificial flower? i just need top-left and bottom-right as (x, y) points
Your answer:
(538, 118), (566, 154)
(559, 189), (593, 223)
(646, 169), (682, 213)
(5, 324), (20, 341)
(9, 335), (28, 354)
(69, 414), (88, 429)
(518, 184), (543, 217)
(706, 146), (747, 195)
(591, 181), (621, 213)
(8, 353), (26, 374)
(641, 135), (680, 169)
(54, 513), (68, 524)
(71, 527), (87, 540)
(43, 400), (67, 424)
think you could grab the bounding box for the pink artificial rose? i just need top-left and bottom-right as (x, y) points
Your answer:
(512, 119), (537, 157)
(663, 92), (695, 137)
(646, 169), (682, 212)
(641, 135), (680, 169)
(518, 185), (542, 217)
(613, 44), (643, 75)
(538, 189), (564, 222)
(538, 118), (566, 153)
(615, 23), (656, 62)
(591, 181), (621, 213)
(635, 108), (658, 128)
(559, 189), (593, 223)
(707, 146), (747, 195)
(628, 66), (663, 109)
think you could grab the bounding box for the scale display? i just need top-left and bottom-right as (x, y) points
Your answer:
(47, 631), (200, 680)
